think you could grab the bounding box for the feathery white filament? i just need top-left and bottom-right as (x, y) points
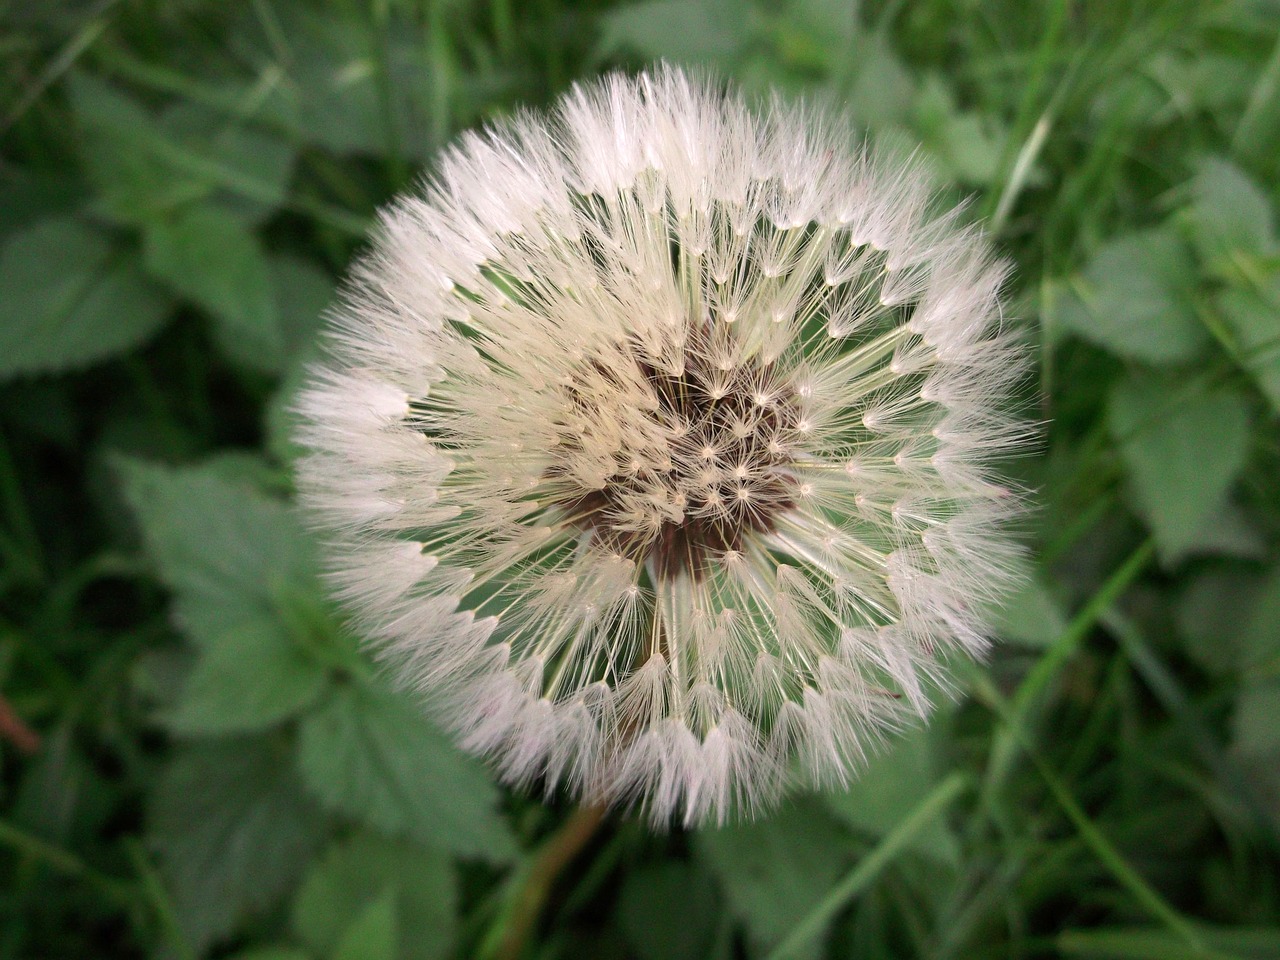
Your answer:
(295, 66), (1027, 826)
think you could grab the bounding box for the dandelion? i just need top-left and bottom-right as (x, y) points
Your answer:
(295, 65), (1027, 827)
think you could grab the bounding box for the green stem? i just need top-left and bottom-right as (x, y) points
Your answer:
(765, 772), (969, 960)
(486, 803), (609, 960)
(973, 676), (1210, 954)
(982, 539), (1154, 803)
(0, 818), (135, 908)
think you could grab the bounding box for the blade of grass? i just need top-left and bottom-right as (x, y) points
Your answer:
(973, 675), (1217, 956)
(983, 539), (1155, 803)
(764, 772), (969, 960)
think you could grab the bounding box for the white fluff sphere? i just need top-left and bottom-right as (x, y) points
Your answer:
(295, 66), (1027, 827)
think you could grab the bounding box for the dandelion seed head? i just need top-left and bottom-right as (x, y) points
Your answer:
(296, 65), (1029, 827)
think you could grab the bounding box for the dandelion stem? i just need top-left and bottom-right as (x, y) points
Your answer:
(489, 803), (609, 960)
(765, 772), (968, 960)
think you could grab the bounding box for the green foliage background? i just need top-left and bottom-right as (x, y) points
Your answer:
(2, 0), (1279, 957)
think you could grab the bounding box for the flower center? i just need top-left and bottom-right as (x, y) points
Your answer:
(550, 318), (800, 581)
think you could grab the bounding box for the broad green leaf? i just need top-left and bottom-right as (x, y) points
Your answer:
(616, 861), (722, 960)
(0, 217), (170, 380)
(1109, 376), (1251, 562)
(1217, 279), (1280, 414)
(844, 30), (917, 128)
(1239, 565), (1280, 671)
(230, 6), (440, 159)
(1052, 227), (1209, 364)
(69, 73), (205, 223)
(1175, 564), (1269, 675)
(696, 796), (853, 959)
(158, 100), (296, 224)
(116, 457), (318, 646)
(599, 0), (755, 63)
(913, 75), (1004, 186)
(293, 832), (457, 960)
(69, 72), (295, 224)
(226, 950), (313, 960)
(1189, 157), (1276, 275)
(297, 683), (517, 863)
(333, 892), (397, 960)
(144, 204), (283, 372)
(824, 725), (958, 865)
(149, 738), (326, 953)
(273, 254), (335, 364)
(1233, 680), (1280, 757)
(169, 618), (330, 735)
(990, 570), (1068, 649)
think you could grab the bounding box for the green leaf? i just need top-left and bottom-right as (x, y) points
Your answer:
(293, 832), (457, 960)
(616, 861), (722, 960)
(144, 204), (283, 372)
(273, 254), (334, 364)
(333, 892), (398, 960)
(69, 72), (295, 224)
(230, 7), (441, 160)
(598, 0), (755, 64)
(226, 950), (314, 960)
(69, 72), (205, 223)
(1109, 375), (1251, 562)
(1233, 679), (1280, 757)
(990, 570), (1068, 649)
(0, 217), (170, 380)
(1189, 156), (1276, 275)
(913, 75), (1004, 186)
(169, 618), (330, 735)
(824, 725), (959, 865)
(1052, 227), (1209, 364)
(1217, 279), (1280, 414)
(148, 738), (326, 953)
(696, 796), (852, 958)
(116, 457), (318, 647)
(297, 683), (517, 863)
(1176, 564), (1270, 676)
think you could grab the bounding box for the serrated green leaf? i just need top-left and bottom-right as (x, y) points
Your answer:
(333, 891), (397, 960)
(296, 683), (517, 863)
(696, 796), (852, 959)
(149, 738), (326, 953)
(1217, 279), (1280, 414)
(824, 725), (958, 865)
(0, 217), (170, 380)
(1109, 376), (1251, 562)
(169, 618), (330, 734)
(144, 204), (283, 372)
(1053, 227), (1209, 364)
(293, 832), (456, 960)
(616, 861), (722, 960)
(116, 457), (318, 646)
(1189, 156), (1276, 274)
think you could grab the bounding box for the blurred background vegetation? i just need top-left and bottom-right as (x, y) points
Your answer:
(2, 0), (1279, 957)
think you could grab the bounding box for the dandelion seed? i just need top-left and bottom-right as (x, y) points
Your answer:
(295, 65), (1029, 827)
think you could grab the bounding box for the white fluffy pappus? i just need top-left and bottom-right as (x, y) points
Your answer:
(295, 65), (1029, 827)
